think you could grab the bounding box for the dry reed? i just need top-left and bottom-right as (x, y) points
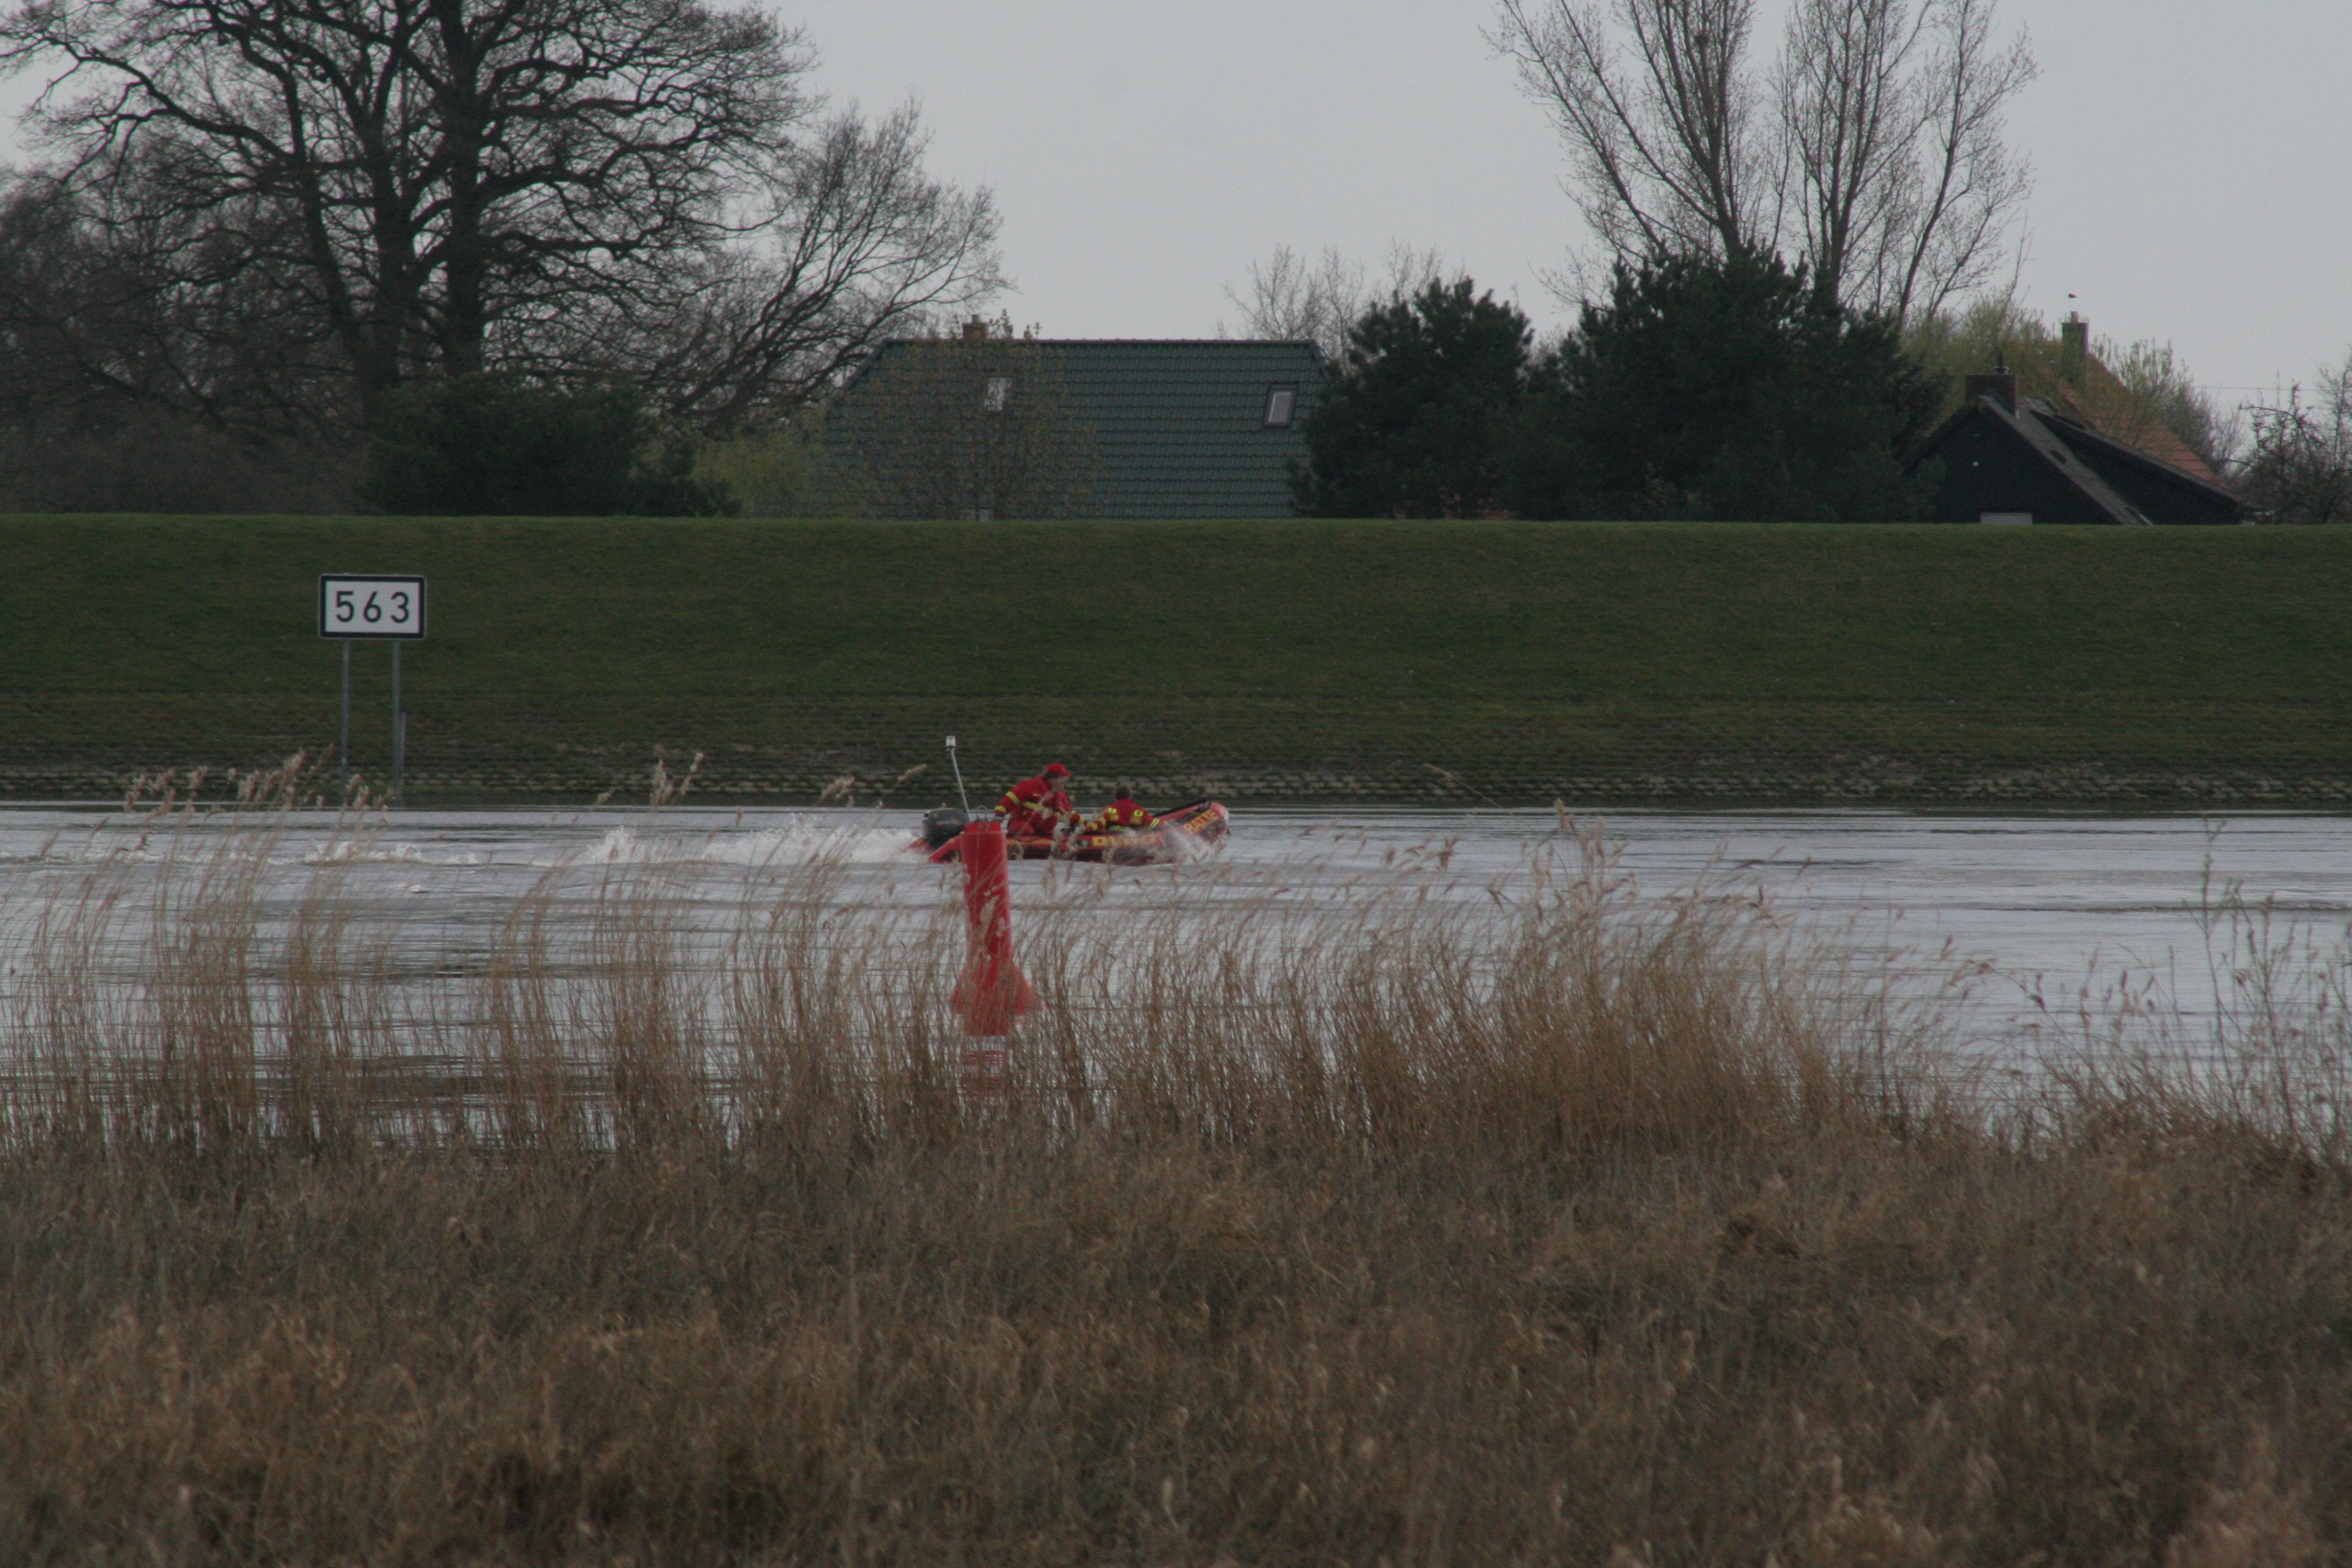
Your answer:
(0, 789), (2347, 1565)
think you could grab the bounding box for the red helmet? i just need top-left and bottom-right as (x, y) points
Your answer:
(1043, 762), (1069, 777)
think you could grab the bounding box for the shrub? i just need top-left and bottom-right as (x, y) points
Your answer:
(361, 374), (732, 517)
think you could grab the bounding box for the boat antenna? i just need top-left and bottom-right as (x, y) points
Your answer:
(944, 735), (970, 813)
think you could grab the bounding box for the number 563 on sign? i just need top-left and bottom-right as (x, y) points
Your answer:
(318, 575), (426, 639)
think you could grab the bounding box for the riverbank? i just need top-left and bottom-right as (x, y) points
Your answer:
(3, 796), (2346, 1562)
(6, 516), (2347, 804)
(11, 1107), (2346, 1565)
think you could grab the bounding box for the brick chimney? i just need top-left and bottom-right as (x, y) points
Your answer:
(2059, 312), (2089, 385)
(962, 318), (989, 342)
(1966, 362), (2019, 414)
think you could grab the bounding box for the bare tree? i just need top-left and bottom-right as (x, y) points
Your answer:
(2091, 336), (2240, 476)
(0, 163), (353, 439)
(2239, 360), (2352, 525)
(1222, 245), (1365, 361)
(545, 103), (1002, 434)
(1220, 241), (1446, 361)
(0, 163), (363, 506)
(1492, 0), (2034, 323)
(1778, 0), (2034, 320)
(0, 0), (998, 430)
(1491, 0), (1777, 269)
(1, 0), (794, 418)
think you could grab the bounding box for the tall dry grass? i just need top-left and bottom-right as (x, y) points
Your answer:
(0, 791), (2348, 1564)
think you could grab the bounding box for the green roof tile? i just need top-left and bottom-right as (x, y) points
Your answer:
(836, 338), (1325, 519)
(1045, 340), (1323, 518)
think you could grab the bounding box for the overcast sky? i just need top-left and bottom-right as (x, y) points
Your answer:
(5, 2), (2345, 412)
(787, 0), (2351, 413)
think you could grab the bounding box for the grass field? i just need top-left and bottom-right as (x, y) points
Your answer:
(4, 515), (2348, 804)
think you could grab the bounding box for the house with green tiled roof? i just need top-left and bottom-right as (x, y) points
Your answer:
(1043, 340), (1323, 517)
(822, 330), (1324, 519)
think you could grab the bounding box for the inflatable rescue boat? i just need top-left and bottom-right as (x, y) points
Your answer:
(917, 800), (1230, 866)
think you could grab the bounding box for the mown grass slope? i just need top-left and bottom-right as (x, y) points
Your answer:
(3, 515), (2347, 802)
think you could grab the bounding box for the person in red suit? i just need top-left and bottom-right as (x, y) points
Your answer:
(994, 762), (1075, 838)
(1089, 785), (1156, 834)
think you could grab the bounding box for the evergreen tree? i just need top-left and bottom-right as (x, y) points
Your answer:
(1508, 251), (1939, 521)
(1292, 279), (1533, 518)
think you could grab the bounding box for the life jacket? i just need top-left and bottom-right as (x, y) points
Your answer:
(1097, 798), (1154, 831)
(996, 775), (1072, 832)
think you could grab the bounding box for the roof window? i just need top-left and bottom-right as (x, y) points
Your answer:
(983, 376), (1013, 412)
(1263, 385), (1297, 427)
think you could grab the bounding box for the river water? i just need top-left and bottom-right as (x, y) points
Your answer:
(4, 802), (2349, 1070)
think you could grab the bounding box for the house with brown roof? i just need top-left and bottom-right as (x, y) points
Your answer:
(1907, 316), (2244, 526)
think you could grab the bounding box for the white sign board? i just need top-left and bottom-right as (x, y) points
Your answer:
(318, 575), (426, 639)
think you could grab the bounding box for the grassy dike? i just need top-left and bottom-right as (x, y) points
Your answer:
(3, 514), (2348, 806)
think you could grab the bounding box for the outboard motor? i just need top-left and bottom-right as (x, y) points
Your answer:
(921, 806), (970, 851)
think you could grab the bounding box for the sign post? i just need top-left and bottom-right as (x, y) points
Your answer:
(318, 575), (426, 806)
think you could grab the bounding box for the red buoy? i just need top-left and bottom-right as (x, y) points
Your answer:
(949, 819), (1035, 1043)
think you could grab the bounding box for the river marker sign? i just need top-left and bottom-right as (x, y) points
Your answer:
(318, 575), (426, 639)
(319, 575), (425, 806)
